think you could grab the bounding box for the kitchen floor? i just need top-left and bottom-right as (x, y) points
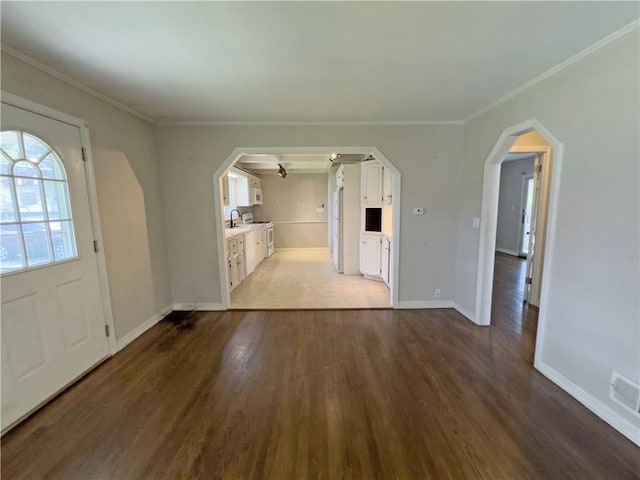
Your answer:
(230, 248), (390, 309)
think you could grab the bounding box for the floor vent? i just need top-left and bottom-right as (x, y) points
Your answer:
(610, 372), (640, 416)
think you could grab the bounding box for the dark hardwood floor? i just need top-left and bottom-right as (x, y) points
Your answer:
(2, 253), (638, 479)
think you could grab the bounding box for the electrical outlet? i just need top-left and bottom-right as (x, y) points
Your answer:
(434, 288), (441, 298)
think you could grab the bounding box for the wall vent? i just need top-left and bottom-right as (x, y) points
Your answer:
(610, 371), (640, 416)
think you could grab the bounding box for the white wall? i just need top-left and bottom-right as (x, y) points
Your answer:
(496, 157), (535, 254)
(1, 52), (172, 341)
(253, 173), (328, 249)
(154, 125), (463, 305)
(454, 30), (639, 432)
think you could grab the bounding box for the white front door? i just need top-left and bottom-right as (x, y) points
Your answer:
(1, 103), (110, 432)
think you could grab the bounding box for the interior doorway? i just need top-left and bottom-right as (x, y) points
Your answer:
(212, 147), (401, 310)
(519, 175), (534, 257)
(475, 119), (562, 365)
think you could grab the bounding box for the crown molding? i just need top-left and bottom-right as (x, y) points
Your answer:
(0, 44), (156, 124)
(464, 19), (640, 124)
(154, 120), (465, 127)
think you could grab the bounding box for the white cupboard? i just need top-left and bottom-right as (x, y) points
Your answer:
(360, 233), (391, 286)
(382, 166), (393, 205)
(360, 233), (382, 277)
(381, 236), (390, 286)
(361, 161), (383, 206)
(361, 160), (393, 206)
(227, 236), (246, 292)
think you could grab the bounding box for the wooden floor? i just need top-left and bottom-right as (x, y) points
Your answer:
(2, 254), (639, 479)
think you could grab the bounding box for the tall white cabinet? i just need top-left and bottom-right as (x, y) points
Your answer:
(359, 159), (393, 288)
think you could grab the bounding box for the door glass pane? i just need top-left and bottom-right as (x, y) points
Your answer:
(0, 131), (22, 160)
(44, 181), (72, 220)
(13, 160), (39, 178)
(16, 177), (46, 222)
(23, 133), (50, 162)
(0, 177), (17, 223)
(23, 222), (52, 266)
(39, 153), (65, 180)
(0, 224), (24, 273)
(50, 221), (77, 260)
(1, 155), (11, 175)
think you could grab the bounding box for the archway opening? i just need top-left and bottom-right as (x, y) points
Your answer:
(475, 120), (563, 364)
(213, 147), (402, 310)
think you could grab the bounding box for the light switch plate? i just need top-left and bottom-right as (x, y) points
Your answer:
(472, 217), (480, 229)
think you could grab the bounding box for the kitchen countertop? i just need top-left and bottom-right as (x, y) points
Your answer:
(224, 224), (264, 239)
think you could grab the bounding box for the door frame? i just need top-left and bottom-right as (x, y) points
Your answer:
(474, 119), (561, 363)
(1, 91), (117, 355)
(213, 146), (401, 309)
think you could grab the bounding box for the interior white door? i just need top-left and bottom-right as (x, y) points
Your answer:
(1, 103), (110, 432)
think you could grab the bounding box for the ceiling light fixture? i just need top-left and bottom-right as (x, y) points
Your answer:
(329, 153), (341, 162)
(278, 163), (287, 178)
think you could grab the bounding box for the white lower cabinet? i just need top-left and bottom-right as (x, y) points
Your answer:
(381, 236), (390, 286)
(360, 232), (391, 286)
(360, 233), (382, 277)
(227, 236), (246, 292)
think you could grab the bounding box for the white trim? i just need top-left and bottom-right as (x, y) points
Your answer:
(214, 146), (402, 311)
(453, 302), (478, 325)
(536, 361), (640, 447)
(274, 247), (328, 251)
(115, 304), (172, 352)
(172, 302), (224, 311)
(495, 247), (520, 257)
(1, 91), (119, 356)
(397, 300), (454, 309)
(1, 45), (155, 124)
(474, 119), (562, 333)
(156, 120), (464, 127)
(464, 19), (640, 123)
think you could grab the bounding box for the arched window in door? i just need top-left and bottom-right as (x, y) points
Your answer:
(0, 130), (78, 273)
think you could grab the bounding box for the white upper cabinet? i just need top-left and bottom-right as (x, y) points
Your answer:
(361, 160), (392, 206)
(222, 174), (230, 206)
(361, 161), (383, 206)
(382, 165), (393, 205)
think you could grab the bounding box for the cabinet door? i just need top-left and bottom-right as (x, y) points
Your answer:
(222, 174), (230, 206)
(360, 234), (381, 276)
(382, 166), (393, 205)
(362, 162), (383, 206)
(237, 253), (246, 281)
(381, 237), (390, 286)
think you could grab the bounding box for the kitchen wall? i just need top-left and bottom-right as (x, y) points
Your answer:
(496, 156), (535, 254)
(454, 29), (639, 434)
(1, 52), (172, 342)
(253, 173), (328, 249)
(154, 125), (463, 306)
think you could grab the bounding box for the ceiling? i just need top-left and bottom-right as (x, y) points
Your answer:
(237, 153), (367, 174)
(504, 153), (537, 163)
(1, 2), (638, 124)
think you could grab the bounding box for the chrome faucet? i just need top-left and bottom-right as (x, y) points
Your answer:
(230, 209), (241, 228)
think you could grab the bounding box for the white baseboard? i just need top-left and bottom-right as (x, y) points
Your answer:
(453, 302), (483, 325)
(115, 304), (172, 352)
(496, 247), (521, 257)
(397, 300), (454, 309)
(535, 361), (640, 447)
(172, 302), (224, 311)
(274, 247), (329, 251)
